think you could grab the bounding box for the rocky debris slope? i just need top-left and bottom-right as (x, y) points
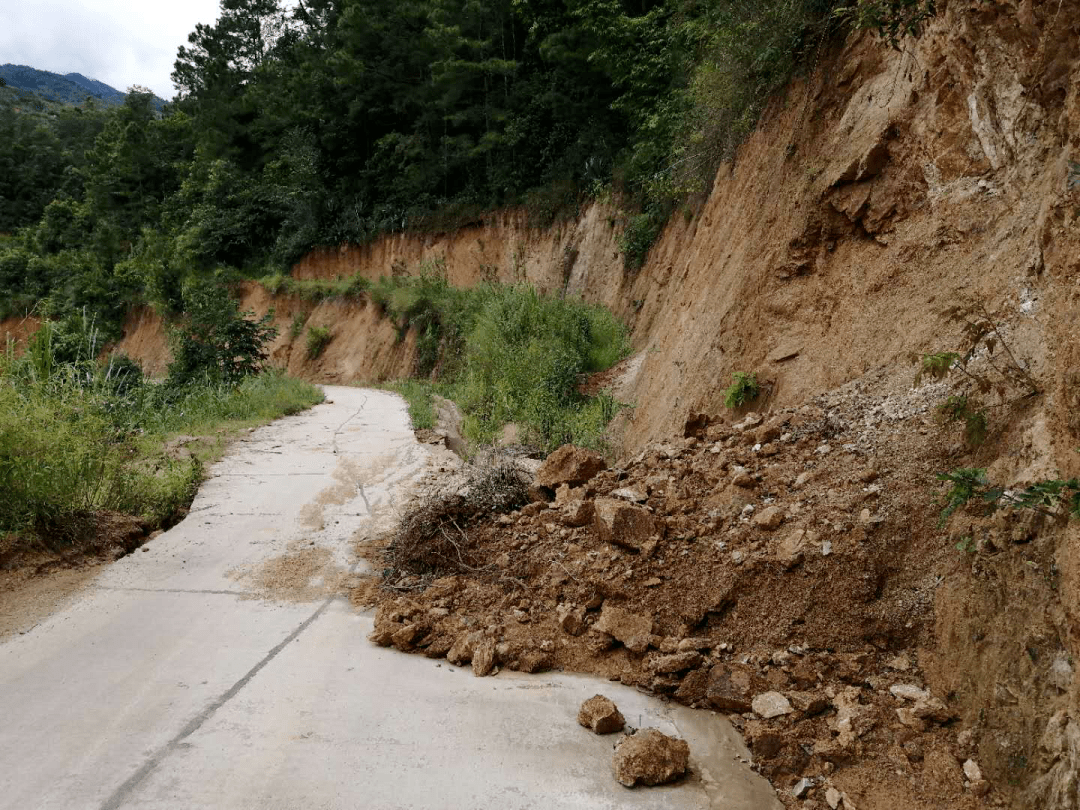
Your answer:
(367, 368), (1073, 808)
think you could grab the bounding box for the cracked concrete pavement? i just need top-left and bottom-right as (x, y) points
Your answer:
(0, 386), (780, 810)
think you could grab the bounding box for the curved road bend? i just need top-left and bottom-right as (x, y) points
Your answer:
(0, 386), (781, 810)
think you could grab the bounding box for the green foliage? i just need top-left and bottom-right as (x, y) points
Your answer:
(166, 280), (278, 388)
(382, 379), (439, 430)
(0, 322), (321, 539)
(915, 304), (1039, 448)
(938, 395), (988, 448)
(305, 325), (332, 358)
(289, 311), (306, 339)
(936, 467), (1080, 527)
(724, 371), (760, 409)
(834, 0), (937, 48)
(357, 269), (630, 451)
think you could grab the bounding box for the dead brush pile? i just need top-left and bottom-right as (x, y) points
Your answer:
(383, 462), (530, 583)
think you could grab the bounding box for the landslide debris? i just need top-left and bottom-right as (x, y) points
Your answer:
(367, 369), (1061, 808)
(577, 694), (625, 735)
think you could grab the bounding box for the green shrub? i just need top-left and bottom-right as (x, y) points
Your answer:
(166, 280), (278, 388)
(724, 372), (760, 409)
(306, 325), (332, 359)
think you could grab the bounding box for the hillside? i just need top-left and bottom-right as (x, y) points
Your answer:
(0, 64), (165, 109)
(4, 0), (1080, 807)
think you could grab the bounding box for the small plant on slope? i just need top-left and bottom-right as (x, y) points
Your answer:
(724, 372), (760, 409)
(913, 303), (1039, 448)
(306, 325), (332, 359)
(936, 468), (1080, 526)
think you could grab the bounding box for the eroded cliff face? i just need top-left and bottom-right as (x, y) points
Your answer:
(112, 3), (1080, 805)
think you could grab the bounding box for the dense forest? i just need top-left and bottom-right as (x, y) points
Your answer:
(0, 0), (930, 335)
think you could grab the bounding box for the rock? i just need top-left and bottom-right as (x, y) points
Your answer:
(446, 632), (477, 666)
(560, 498), (595, 527)
(962, 759), (983, 782)
(578, 695), (626, 734)
(896, 708), (927, 732)
(752, 691), (794, 719)
(789, 691), (830, 715)
(777, 529), (813, 568)
(650, 652), (704, 674)
(517, 650), (552, 673)
(556, 603), (587, 636)
(889, 684), (930, 702)
(612, 729), (690, 787)
(675, 668), (709, 703)
(706, 662), (759, 712)
(594, 606), (655, 652)
(792, 777), (814, 798)
(535, 444), (607, 489)
(826, 787), (843, 809)
(732, 469), (755, 488)
(752, 506), (785, 530)
(913, 696), (956, 724)
(472, 640), (496, 677)
(677, 637), (712, 652)
(611, 487), (648, 503)
(593, 498), (658, 552)
(584, 629), (615, 654)
(391, 623), (424, 651)
(744, 720), (785, 757)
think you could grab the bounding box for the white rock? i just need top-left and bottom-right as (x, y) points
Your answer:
(826, 787), (843, 809)
(792, 777), (814, 798)
(751, 691), (793, 719)
(963, 758), (983, 782)
(889, 684), (930, 702)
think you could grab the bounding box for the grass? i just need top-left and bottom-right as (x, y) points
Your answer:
(381, 379), (441, 430)
(0, 338), (323, 544)
(306, 325), (332, 358)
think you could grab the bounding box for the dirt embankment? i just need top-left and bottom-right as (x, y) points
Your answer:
(109, 4), (1080, 806)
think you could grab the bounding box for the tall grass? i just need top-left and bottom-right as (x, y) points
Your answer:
(0, 328), (323, 541)
(359, 263), (631, 452)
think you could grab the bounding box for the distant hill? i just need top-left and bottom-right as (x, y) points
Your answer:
(63, 72), (127, 106)
(0, 64), (166, 109)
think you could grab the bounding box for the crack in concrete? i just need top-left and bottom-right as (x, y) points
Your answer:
(98, 589), (346, 810)
(331, 396), (367, 455)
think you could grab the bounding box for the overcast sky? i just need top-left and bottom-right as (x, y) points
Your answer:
(2, 0), (223, 100)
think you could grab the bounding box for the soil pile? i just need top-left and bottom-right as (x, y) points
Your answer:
(367, 364), (1077, 809)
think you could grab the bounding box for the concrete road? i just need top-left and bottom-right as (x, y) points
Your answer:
(0, 387), (781, 810)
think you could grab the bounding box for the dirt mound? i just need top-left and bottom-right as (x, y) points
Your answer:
(363, 363), (1077, 808)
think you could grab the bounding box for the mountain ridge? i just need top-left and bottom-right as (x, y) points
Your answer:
(0, 63), (165, 108)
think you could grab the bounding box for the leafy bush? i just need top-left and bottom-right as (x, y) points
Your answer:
(835, 0), (939, 48)
(724, 371), (760, 409)
(936, 468), (1080, 527)
(166, 281), (278, 388)
(306, 325), (332, 359)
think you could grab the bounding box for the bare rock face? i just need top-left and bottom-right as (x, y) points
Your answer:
(594, 605), (654, 653)
(535, 444), (607, 489)
(705, 662), (760, 712)
(577, 695), (626, 734)
(593, 498), (658, 552)
(612, 729), (690, 787)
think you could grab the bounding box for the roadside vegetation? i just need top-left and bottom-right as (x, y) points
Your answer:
(320, 262), (630, 452)
(0, 301), (322, 551)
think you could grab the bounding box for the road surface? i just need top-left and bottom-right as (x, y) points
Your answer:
(0, 386), (781, 810)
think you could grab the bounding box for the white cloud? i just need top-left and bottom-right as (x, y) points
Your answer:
(1, 0), (222, 99)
